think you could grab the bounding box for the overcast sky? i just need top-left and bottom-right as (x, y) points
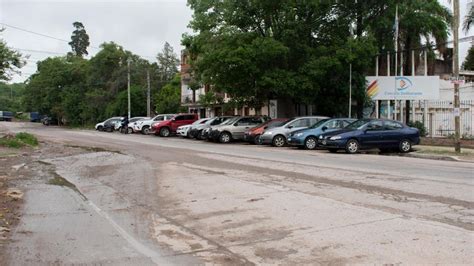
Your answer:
(1, 0), (473, 84)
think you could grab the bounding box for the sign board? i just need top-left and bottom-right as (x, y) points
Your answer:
(269, 100), (277, 119)
(366, 76), (439, 100)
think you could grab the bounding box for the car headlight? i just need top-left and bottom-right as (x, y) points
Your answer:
(295, 133), (303, 137)
(264, 131), (273, 135)
(330, 136), (342, 140)
(319, 135), (323, 139)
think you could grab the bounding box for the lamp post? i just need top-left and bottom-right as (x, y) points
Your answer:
(127, 58), (132, 119)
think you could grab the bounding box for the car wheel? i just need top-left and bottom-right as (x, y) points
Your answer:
(97, 126), (103, 131)
(142, 126), (150, 135)
(345, 139), (359, 154)
(219, 132), (231, 143)
(197, 130), (204, 140)
(272, 135), (286, 147)
(304, 137), (317, 150)
(127, 127), (133, 134)
(159, 127), (171, 137)
(399, 139), (412, 153)
(328, 148), (338, 153)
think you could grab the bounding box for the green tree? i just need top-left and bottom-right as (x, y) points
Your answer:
(0, 29), (24, 81)
(154, 75), (184, 114)
(462, 45), (474, 70)
(156, 42), (180, 85)
(69, 22), (90, 57)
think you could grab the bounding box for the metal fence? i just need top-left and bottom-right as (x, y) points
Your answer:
(411, 100), (474, 138)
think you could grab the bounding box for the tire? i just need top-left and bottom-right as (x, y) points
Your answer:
(328, 148), (338, 153)
(141, 126), (150, 135)
(127, 127), (133, 134)
(97, 126), (103, 131)
(304, 136), (317, 150)
(345, 139), (359, 154)
(197, 130), (204, 140)
(399, 139), (412, 153)
(272, 135), (286, 147)
(159, 127), (171, 137)
(219, 132), (231, 143)
(254, 135), (262, 145)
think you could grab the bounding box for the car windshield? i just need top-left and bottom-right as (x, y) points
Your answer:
(220, 117), (239, 125)
(346, 119), (370, 130)
(267, 120), (288, 129)
(192, 118), (207, 125)
(310, 119), (329, 128)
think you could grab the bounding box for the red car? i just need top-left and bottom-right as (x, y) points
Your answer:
(244, 118), (288, 144)
(153, 113), (199, 137)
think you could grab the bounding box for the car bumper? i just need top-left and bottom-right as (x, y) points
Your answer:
(287, 137), (304, 146)
(244, 134), (256, 143)
(259, 134), (274, 145)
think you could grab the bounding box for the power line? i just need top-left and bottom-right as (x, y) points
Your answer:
(1, 22), (156, 60)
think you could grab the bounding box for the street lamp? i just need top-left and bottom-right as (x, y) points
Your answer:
(127, 58), (132, 119)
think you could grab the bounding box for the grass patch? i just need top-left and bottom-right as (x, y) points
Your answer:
(0, 132), (39, 149)
(15, 132), (38, 146)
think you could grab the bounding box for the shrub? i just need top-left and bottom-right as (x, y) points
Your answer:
(15, 132), (39, 146)
(407, 121), (427, 137)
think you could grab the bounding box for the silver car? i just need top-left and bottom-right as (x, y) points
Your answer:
(190, 116), (234, 139)
(260, 116), (329, 147)
(209, 116), (269, 143)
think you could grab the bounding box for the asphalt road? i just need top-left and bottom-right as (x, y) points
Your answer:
(2, 122), (473, 264)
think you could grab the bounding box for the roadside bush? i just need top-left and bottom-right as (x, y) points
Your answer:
(407, 121), (427, 137)
(15, 132), (39, 146)
(0, 132), (38, 149)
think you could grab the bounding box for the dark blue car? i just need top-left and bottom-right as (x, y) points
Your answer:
(318, 119), (420, 154)
(287, 118), (356, 149)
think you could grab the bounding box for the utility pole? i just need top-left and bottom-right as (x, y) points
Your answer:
(147, 69), (151, 117)
(127, 58), (132, 119)
(453, 0), (461, 153)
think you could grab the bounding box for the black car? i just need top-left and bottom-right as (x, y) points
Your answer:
(318, 119), (420, 154)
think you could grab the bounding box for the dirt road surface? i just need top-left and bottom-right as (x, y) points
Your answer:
(1, 122), (473, 265)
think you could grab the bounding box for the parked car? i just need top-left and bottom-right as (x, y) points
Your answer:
(95, 117), (122, 132)
(244, 118), (289, 145)
(318, 119), (420, 154)
(209, 116), (270, 143)
(177, 118), (209, 138)
(41, 116), (59, 126)
(260, 116), (329, 147)
(152, 113), (199, 137)
(115, 117), (149, 133)
(0, 111), (13, 121)
(133, 114), (175, 134)
(29, 112), (41, 122)
(287, 118), (356, 149)
(189, 116), (235, 139)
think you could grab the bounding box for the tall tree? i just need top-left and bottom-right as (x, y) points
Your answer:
(69, 21), (90, 57)
(464, 4), (474, 32)
(156, 42), (179, 85)
(0, 29), (24, 81)
(462, 45), (474, 70)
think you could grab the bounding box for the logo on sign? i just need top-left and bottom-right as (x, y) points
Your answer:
(396, 77), (413, 91)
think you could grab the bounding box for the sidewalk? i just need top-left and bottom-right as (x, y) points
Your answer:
(408, 145), (474, 163)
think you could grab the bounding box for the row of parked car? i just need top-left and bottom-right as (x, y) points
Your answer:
(95, 113), (421, 154)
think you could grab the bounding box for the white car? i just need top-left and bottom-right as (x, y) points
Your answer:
(95, 117), (122, 131)
(133, 114), (175, 134)
(115, 117), (150, 133)
(177, 118), (210, 138)
(176, 124), (192, 137)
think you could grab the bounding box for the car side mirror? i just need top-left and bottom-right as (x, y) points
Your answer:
(287, 125), (293, 129)
(263, 126), (268, 129)
(233, 123), (238, 126)
(322, 126), (328, 131)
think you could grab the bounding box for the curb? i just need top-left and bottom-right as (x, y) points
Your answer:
(401, 152), (474, 163)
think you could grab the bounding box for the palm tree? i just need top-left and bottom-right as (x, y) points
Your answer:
(464, 4), (474, 32)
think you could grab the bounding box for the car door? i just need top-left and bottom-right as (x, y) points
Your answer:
(359, 120), (384, 148)
(171, 115), (187, 131)
(286, 118), (310, 137)
(232, 117), (253, 139)
(383, 121), (405, 147)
